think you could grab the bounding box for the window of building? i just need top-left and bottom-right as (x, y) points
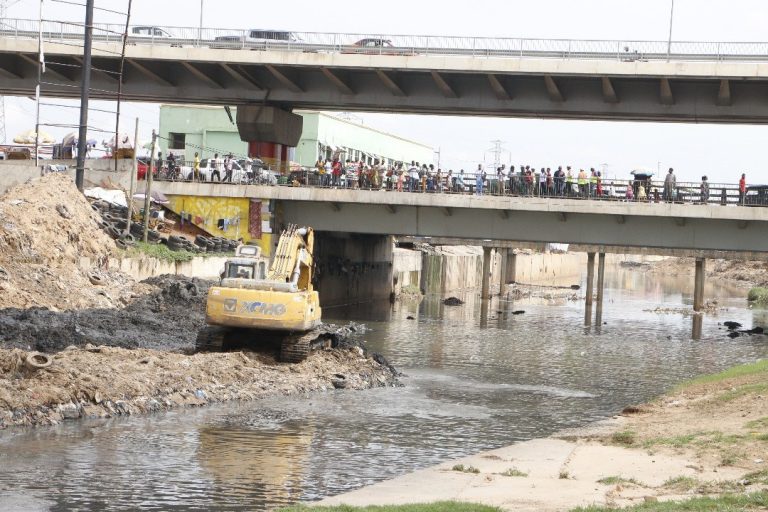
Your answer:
(169, 132), (185, 150)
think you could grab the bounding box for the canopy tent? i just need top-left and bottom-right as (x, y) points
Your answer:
(62, 132), (98, 148)
(105, 133), (134, 150)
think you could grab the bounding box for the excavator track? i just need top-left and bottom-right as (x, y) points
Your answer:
(195, 326), (228, 352)
(279, 327), (332, 363)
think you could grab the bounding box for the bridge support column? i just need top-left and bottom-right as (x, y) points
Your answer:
(507, 250), (517, 284)
(481, 246), (492, 300)
(584, 252), (596, 326)
(595, 252), (606, 325)
(694, 257), (706, 312)
(498, 249), (508, 296)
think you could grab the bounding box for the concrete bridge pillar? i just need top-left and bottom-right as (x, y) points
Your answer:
(481, 246), (492, 300)
(595, 252), (606, 325)
(507, 251), (517, 284)
(584, 252), (596, 326)
(694, 258), (706, 312)
(498, 249), (509, 295)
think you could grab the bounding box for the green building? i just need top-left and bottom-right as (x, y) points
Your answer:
(158, 105), (433, 167)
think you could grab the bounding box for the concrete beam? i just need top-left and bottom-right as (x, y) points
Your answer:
(385, 204), (397, 214)
(660, 78), (674, 105)
(0, 58), (24, 79)
(127, 59), (175, 86)
(74, 56), (118, 83)
(443, 207), (453, 216)
(544, 75), (564, 102)
(717, 79), (731, 106)
(265, 64), (303, 93)
(220, 63), (263, 89)
(431, 71), (457, 98)
(601, 76), (618, 103)
(181, 61), (225, 88)
(487, 74), (512, 101)
(693, 258), (706, 312)
(20, 53), (72, 82)
(375, 70), (406, 97)
(321, 67), (354, 95)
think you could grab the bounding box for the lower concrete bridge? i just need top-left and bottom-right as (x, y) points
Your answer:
(152, 182), (768, 319)
(153, 182), (768, 255)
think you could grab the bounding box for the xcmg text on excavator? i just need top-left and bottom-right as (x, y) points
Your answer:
(196, 224), (323, 362)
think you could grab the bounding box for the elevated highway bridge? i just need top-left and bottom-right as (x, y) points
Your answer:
(2, 20), (768, 122)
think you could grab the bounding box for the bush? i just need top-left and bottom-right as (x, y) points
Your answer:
(748, 287), (768, 304)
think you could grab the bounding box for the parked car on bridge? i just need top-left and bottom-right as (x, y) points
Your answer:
(210, 29), (298, 50)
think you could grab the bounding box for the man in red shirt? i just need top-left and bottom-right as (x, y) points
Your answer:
(739, 173), (746, 205)
(332, 159), (342, 187)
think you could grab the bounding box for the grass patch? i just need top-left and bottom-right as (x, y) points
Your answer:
(744, 469), (768, 485)
(610, 430), (637, 446)
(745, 416), (768, 430)
(451, 464), (480, 474)
(643, 434), (697, 449)
(559, 470), (571, 479)
(499, 468), (528, 477)
(662, 476), (699, 491)
(129, 241), (195, 262)
(570, 492), (768, 511)
(748, 287), (768, 304)
(596, 475), (643, 486)
(673, 360), (768, 392)
(278, 502), (504, 512)
(399, 284), (422, 296)
(717, 383), (768, 403)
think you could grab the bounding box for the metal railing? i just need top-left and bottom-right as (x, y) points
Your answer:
(3, 18), (768, 63)
(145, 161), (765, 207)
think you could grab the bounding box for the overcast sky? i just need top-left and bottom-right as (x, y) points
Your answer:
(3, 0), (768, 182)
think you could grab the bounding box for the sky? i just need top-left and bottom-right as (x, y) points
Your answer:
(2, 0), (768, 183)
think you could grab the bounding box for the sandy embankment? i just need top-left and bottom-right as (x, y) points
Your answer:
(0, 174), (399, 429)
(319, 362), (768, 511)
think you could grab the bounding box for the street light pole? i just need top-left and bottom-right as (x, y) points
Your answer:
(666, 0), (675, 60)
(198, 0), (203, 47)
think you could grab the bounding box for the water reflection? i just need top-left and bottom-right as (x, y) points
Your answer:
(1, 267), (766, 511)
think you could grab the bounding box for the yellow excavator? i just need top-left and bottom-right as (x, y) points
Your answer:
(197, 224), (323, 362)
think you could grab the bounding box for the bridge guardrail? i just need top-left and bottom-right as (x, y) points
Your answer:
(147, 161), (763, 207)
(4, 18), (768, 63)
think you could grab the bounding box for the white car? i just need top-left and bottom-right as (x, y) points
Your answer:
(211, 29), (298, 50)
(130, 26), (173, 40)
(186, 158), (249, 183)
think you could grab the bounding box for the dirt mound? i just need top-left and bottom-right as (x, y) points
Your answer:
(0, 344), (400, 429)
(0, 174), (131, 309)
(634, 257), (768, 287)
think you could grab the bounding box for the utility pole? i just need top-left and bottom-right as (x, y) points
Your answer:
(34, 0), (42, 165)
(75, 0), (94, 192)
(0, 0), (9, 144)
(125, 117), (138, 237)
(666, 0), (675, 60)
(434, 147), (441, 169)
(198, 0), (203, 47)
(142, 129), (157, 243)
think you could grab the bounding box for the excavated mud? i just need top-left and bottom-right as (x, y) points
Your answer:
(0, 275), (211, 352)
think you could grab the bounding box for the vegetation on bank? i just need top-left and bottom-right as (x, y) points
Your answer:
(127, 242), (232, 263)
(278, 503), (502, 512)
(570, 491), (768, 511)
(747, 287), (768, 304)
(672, 358), (768, 392)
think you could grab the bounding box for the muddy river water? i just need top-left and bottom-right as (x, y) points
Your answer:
(2, 267), (768, 511)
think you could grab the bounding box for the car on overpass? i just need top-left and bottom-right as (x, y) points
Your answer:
(210, 29), (299, 50)
(344, 38), (417, 55)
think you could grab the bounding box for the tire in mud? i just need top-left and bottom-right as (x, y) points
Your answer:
(279, 333), (311, 363)
(195, 326), (228, 352)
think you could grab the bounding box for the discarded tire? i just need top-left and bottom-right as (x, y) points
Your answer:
(88, 273), (104, 285)
(121, 233), (135, 243)
(24, 352), (52, 371)
(115, 239), (128, 250)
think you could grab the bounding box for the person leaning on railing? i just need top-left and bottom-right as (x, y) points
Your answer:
(739, 173), (746, 205)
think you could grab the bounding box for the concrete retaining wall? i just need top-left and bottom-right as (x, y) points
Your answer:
(393, 247), (422, 296)
(0, 159), (134, 194)
(79, 255), (232, 281)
